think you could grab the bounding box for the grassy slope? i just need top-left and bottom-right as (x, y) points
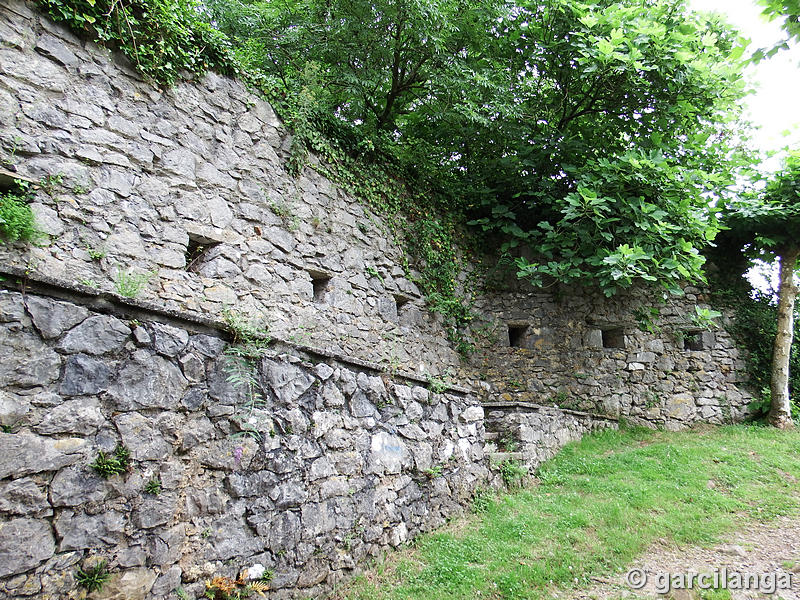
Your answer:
(339, 425), (800, 600)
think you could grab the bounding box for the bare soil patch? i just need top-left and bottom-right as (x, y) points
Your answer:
(562, 515), (800, 600)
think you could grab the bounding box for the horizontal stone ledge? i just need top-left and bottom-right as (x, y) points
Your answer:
(0, 167), (39, 191)
(0, 267), (471, 396)
(481, 399), (619, 422)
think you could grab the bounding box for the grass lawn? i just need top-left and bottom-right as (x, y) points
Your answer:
(337, 425), (800, 600)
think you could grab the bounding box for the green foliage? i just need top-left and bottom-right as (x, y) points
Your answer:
(75, 560), (111, 592)
(36, 0), (237, 85)
(459, 0), (748, 296)
(223, 351), (266, 441)
(634, 306), (662, 334)
(206, 0), (502, 131)
(144, 476), (162, 495)
(91, 445), (131, 478)
(691, 306), (723, 330)
(424, 465), (444, 479)
(498, 458), (527, 488)
(425, 372), (451, 394)
(407, 217), (476, 353)
(221, 309), (271, 441)
(343, 426), (800, 600)
(0, 185), (40, 243)
(113, 268), (152, 298)
(470, 487), (494, 514)
(724, 151), (800, 259)
(175, 588), (191, 600)
(498, 435), (518, 453)
(505, 150), (723, 297)
(748, 387), (800, 421)
(39, 173), (64, 195)
(752, 0), (800, 61)
(221, 307), (270, 356)
(85, 242), (106, 261)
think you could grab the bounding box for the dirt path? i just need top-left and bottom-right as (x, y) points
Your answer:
(561, 515), (800, 600)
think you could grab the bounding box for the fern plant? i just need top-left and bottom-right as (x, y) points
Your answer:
(0, 184), (40, 243)
(91, 445), (131, 478)
(75, 560), (111, 592)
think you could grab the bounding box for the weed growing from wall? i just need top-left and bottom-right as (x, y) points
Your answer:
(221, 308), (271, 441)
(75, 560), (111, 592)
(113, 268), (152, 298)
(144, 476), (162, 495)
(499, 458), (527, 488)
(425, 370), (452, 394)
(90, 445), (131, 478)
(0, 184), (39, 243)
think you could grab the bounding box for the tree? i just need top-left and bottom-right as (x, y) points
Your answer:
(724, 152), (800, 428)
(206, 0), (752, 296)
(458, 0), (752, 295)
(205, 0), (507, 131)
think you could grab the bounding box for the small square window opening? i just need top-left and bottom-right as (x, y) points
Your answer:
(508, 324), (529, 348)
(602, 328), (625, 349)
(310, 273), (331, 303)
(185, 235), (219, 272)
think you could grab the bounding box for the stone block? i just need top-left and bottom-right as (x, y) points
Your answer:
(57, 315), (130, 355)
(107, 350), (188, 410)
(54, 510), (126, 550)
(0, 518), (55, 577)
(0, 328), (62, 387)
(0, 432), (86, 479)
(0, 478), (49, 515)
(35, 397), (106, 434)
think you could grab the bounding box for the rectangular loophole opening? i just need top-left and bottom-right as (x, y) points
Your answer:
(508, 324), (529, 348)
(602, 327), (625, 349)
(185, 235), (219, 272)
(682, 331), (705, 351)
(682, 330), (714, 351)
(684, 333), (703, 351)
(394, 294), (411, 313)
(310, 272), (331, 303)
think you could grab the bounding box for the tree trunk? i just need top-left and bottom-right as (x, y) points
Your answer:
(768, 248), (799, 428)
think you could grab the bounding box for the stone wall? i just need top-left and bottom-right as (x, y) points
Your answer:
(483, 402), (619, 470)
(0, 0), (756, 431)
(463, 285), (754, 430)
(0, 2), (762, 598)
(0, 0), (461, 377)
(0, 288), (488, 599)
